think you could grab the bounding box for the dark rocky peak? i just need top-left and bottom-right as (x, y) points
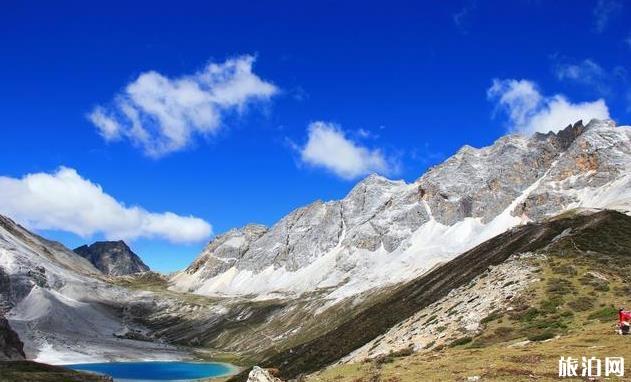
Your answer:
(74, 241), (149, 276)
(532, 120), (588, 150)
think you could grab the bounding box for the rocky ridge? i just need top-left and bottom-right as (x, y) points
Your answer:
(172, 119), (631, 300)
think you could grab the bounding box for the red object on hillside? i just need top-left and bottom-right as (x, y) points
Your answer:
(618, 309), (631, 335)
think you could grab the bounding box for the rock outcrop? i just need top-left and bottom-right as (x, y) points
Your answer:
(247, 366), (282, 382)
(0, 317), (25, 360)
(74, 241), (149, 276)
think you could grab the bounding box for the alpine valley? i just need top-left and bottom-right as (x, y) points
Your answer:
(2, 119), (631, 381)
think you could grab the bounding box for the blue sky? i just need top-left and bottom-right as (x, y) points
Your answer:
(1, 0), (630, 272)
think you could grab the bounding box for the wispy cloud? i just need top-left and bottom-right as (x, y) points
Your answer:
(88, 55), (278, 158)
(296, 121), (397, 180)
(0, 167), (212, 243)
(593, 0), (622, 33)
(552, 56), (629, 103)
(453, 1), (476, 34)
(553, 57), (610, 94)
(487, 78), (610, 135)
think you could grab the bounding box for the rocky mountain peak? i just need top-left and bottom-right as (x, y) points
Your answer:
(74, 241), (149, 276)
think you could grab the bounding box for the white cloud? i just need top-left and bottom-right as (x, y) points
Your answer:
(593, 0), (622, 33)
(488, 78), (610, 135)
(298, 122), (395, 180)
(88, 106), (122, 141)
(0, 167), (212, 243)
(88, 55), (278, 157)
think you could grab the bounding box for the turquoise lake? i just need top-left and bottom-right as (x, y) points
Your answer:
(67, 361), (237, 381)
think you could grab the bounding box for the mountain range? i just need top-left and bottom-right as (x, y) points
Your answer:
(1, 118), (630, 381)
(171, 119), (630, 300)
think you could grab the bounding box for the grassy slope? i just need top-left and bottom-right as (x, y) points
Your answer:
(306, 210), (631, 381)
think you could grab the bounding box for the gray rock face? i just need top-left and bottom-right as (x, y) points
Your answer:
(74, 241), (150, 276)
(186, 224), (268, 279)
(0, 317), (25, 360)
(417, 134), (552, 225)
(174, 119), (631, 297)
(181, 176), (426, 278)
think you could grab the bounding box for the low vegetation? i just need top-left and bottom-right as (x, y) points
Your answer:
(0, 361), (112, 382)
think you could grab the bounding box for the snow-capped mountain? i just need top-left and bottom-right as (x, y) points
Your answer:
(171, 119), (631, 300)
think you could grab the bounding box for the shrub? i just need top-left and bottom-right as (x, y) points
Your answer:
(423, 315), (437, 325)
(527, 331), (555, 341)
(540, 296), (564, 313)
(587, 306), (618, 322)
(522, 317), (567, 331)
(494, 326), (514, 336)
(520, 308), (540, 322)
(547, 278), (575, 296)
(551, 264), (577, 276)
(372, 354), (394, 365)
(390, 347), (413, 358)
(559, 310), (574, 318)
(449, 337), (473, 347)
(567, 296), (595, 312)
(481, 310), (503, 324)
(469, 326), (516, 348)
(579, 274), (610, 292)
